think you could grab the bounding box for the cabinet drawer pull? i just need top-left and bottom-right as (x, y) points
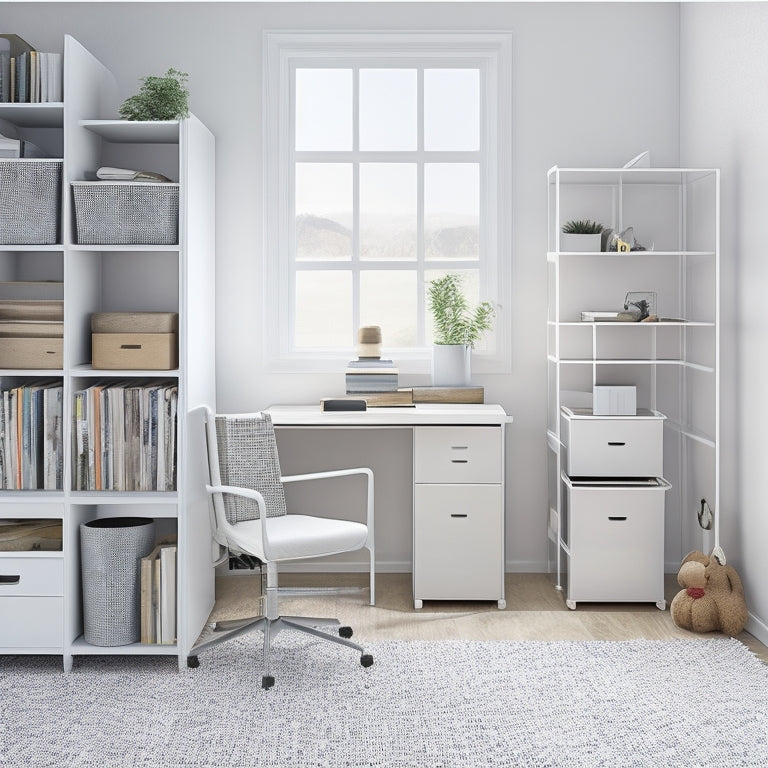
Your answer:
(120, 344), (142, 350)
(451, 459), (469, 464)
(0, 575), (20, 585)
(608, 516), (627, 521)
(451, 446), (469, 450)
(607, 441), (626, 446)
(450, 513), (468, 518)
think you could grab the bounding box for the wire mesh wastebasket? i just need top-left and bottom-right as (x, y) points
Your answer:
(80, 517), (156, 646)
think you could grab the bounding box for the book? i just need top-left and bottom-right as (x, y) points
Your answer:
(0, 53), (10, 103)
(140, 543), (164, 644)
(410, 386), (484, 404)
(159, 545), (177, 644)
(47, 53), (62, 102)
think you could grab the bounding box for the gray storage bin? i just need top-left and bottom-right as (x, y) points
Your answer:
(72, 181), (179, 245)
(0, 159), (62, 245)
(80, 517), (156, 646)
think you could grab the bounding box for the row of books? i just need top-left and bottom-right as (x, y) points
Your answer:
(72, 381), (178, 492)
(0, 50), (62, 104)
(0, 382), (63, 490)
(346, 357), (399, 394)
(140, 542), (177, 645)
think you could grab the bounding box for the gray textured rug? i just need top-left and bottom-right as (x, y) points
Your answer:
(1, 636), (766, 767)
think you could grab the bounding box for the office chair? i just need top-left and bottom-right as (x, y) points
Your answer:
(188, 406), (375, 689)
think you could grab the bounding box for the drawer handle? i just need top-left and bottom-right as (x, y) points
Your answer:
(451, 446), (469, 450)
(608, 516), (627, 521)
(607, 441), (626, 447)
(450, 513), (468, 518)
(451, 459), (469, 464)
(0, 575), (20, 585)
(121, 344), (142, 349)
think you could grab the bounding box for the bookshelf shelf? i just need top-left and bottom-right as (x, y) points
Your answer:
(0, 36), (215, 671)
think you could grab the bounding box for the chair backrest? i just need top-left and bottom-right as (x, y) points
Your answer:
(205, 409), (288, 528)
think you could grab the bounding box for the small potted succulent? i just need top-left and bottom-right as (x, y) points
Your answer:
(560, 219), (603, 253)
(427, 273), (495, 387)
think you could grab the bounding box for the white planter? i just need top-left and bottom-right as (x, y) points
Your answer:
(560, 233), (601, 252)
(432, 344), (471, 387)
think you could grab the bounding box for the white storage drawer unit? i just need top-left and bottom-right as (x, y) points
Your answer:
(563, 477), (669, 608)
(561, 407), (665, 478)
(0, 556), (64, 649)
(413, 484), (503, 602)
(414, 426), (502, 484)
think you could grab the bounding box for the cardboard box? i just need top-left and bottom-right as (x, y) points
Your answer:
(593, 386), (637, 416)
(91, 312), (178, 334)
(0, 337), (62, 369)
(92, 333), (178, 370)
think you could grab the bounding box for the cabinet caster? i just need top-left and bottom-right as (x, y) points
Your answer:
(187, 656), (200, 668)
(414, 599), (423, 610)
(566, 600), (577, 610)
(656, 599), (666, 611)
(262, 675), (275, 690)
(497, 599), (506, 610)
(360, 654), (374, 668)
(339, 626), (353, 638)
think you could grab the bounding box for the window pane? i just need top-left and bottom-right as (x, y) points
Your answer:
(295, 271), (352, 348)
(359, 69), (417, 151)
(424, 69), (480, 151)
(360, 163), (416, 262)
(360, 271), (417, 347)
(424, 164), (480, 261)
(295, 163), (352, 261)
(295, 69), (352, 151)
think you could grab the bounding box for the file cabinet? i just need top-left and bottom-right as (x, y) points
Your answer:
(413, 426), (505, 609)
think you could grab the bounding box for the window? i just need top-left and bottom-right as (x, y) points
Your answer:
(264, 32), (512, 372)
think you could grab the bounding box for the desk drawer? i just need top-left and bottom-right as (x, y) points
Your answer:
(563, 416), (663, 478)
(415, 426), (501, 483)
(413, 484), (503, 600)
(0, 556), (63, 596)
(0, 595), (63, 648)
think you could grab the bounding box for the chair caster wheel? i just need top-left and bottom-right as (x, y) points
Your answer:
(339, 626), (353, 639)
(360, 653), (374, 668)
(262, 675), (275, 690)
(187, 656), (199, 669)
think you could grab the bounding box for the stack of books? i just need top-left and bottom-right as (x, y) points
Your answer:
(0, 35), (62, 104)
(346, 358), (399, 394)
(140, 542), (177, 645)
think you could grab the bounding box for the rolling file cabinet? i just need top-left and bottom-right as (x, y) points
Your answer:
(559, 407), (669, 610)
(413, 426), (505, 610)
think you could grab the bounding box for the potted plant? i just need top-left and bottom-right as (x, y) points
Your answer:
(119, 69), (190, 121)
(427, 274), (495, 386)
(560, 219), (603, 252)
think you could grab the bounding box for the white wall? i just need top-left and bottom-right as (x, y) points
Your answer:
(680, 1), (768, 644)
(2, 2), (682, 571)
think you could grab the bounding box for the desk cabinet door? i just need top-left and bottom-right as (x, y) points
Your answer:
(414, 484), (503, 601)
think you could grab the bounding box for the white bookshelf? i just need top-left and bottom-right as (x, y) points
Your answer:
(0, 36), (215, 670)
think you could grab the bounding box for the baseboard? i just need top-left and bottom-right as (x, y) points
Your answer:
(746, 612), (768, 648)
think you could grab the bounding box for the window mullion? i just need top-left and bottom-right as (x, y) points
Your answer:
(352, 66), (361, 346)
(416, 66), (426, 347)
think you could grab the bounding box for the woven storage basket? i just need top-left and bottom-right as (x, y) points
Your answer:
(72, 181), (179, 245)
(80, 517), (155, 646)
(0, 159), (62, 245)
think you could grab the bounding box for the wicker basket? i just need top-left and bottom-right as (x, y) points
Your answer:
(72, 181), (179, 245)
(80, 517), (156, 646)
(0, 159), (62, 245)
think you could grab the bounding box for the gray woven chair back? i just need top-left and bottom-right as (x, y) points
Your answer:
(214, 413), (287, 524)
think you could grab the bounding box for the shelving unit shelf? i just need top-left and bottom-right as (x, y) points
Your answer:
(0, 36), (215, 670)
(546, 164), (720, 607)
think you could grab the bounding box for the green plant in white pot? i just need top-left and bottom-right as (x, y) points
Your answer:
(427, 274), (495, 387)
(560, 219), (603, 252)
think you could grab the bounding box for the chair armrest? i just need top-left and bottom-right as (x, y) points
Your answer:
(280, 468), (374, 543)
(206, 483), (272, 560)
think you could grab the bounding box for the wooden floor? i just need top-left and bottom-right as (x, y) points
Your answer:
(211, 571), (768, 663)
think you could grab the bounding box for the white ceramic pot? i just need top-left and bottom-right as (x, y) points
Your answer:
(560, 233), (601, 253)
(432, 344), (471, 387)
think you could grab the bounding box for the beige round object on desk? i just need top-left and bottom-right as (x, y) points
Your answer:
(358, 325), (382, 344)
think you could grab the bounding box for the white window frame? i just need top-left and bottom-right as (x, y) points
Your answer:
(264, 31), (512, 374)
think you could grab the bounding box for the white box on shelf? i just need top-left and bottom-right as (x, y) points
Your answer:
(593, 386), (636, 416)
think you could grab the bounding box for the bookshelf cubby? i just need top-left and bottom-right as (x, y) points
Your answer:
(0, 36), (215, 670)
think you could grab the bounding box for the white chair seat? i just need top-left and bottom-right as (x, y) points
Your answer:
(230, 514), (369, 562)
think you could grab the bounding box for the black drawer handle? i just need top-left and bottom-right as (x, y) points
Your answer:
(607, 442), (626, 447)
(0, 575), (20, 585)
(451, 459), (469, 464)
(450, 513), (468, 518)
(451, 446), (469, 450)
(608, 516), (627, 521)
(121, 344), (142, 349)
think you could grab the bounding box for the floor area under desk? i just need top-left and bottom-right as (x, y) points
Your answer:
(209, 572), (768, 664)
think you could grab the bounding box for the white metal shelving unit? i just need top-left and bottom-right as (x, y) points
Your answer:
(0, 36), (215, 670)
(546, 165), (720, 598)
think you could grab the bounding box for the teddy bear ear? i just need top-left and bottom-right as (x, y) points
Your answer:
(681, 550), (709, 566)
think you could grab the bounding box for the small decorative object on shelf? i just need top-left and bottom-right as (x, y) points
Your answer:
(427, 273), (494, 387)
(119, 68), (190, 121)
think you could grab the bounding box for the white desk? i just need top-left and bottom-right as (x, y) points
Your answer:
(267, 404), (510, 609)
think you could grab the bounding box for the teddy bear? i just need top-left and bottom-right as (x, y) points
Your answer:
(670, 550), (748, 637)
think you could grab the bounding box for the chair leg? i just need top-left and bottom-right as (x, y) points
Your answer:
(189, 616), (266, 657)
(281, 618), (365, 654)
(281, 615), (341, 630)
